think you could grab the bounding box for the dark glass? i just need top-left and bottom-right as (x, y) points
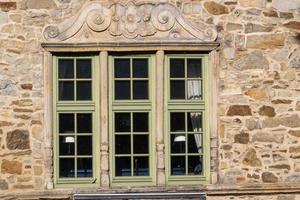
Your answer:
(77, 158), (93, 177)
(133, 113), (148, 132)
(59, 136), (75, 155)
(133, 80), (148, 99)
(115, 135), (131, 154)
(115, 157), (131, 176)
(170, 134), (185, 153)
(59, 81), (74, 100)
(187, 59), (202, 78)
(171, 156), (185, 175)
(170, 112), (185, 132)
(133, 157), (149, 176)
(115, 59), (130, 78)
(59, 158), (74, 177)
(76, 59), (92, 78)
(187, 112), (202, 132)
(188, 156), (202, 175)
(77, 113), (92, 133)
(59, 113), (74, 133)
(170, 80), (185, 99)
(115, 80), (130, 100)
(77, 81), (92, 100)
(170, 58), (185, 78)
(77, 136), (92, 155)
(188, 134), (201, 153)
(133, 58), (148, 78)
(115, 113), (130, 132)
(59, 59), (74, 79)
(133, 135), (148, 154)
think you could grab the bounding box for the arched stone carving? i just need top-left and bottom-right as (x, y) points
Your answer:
(43, 1), (218, 42)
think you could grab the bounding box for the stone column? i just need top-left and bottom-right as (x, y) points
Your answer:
(156, 50), (165, 186)
(100, 51), (110, 188)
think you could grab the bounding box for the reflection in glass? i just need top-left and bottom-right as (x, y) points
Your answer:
(134, 157), (149, 176)
(170, 112), (185, 132)
(170, 59), (185, 78)
(187, 59), (202, 78)
(115, 80), (130, 100)
(133, 59), (148, 78)
(59, 158), (74, 177)
(133, 80), (148, 99)
(77, 59), (91, 78)
(170, 80), (185, 99)
(133, 135), (148, 154)
(59, 136), (74, 155)
(115, 59), (130, 78)
(188, 156), (202, 175)
(133, 113), (148, 132)
(59, 81), (74, 100)
(115, 135), (131, 154)
(77, 158), (92, 177)
(115, 157), (131, 176)
(171, 156), (185, 175)
(59, 59), (74, 79)
(171, 134), (185, 153)
(59, 113), (74, 133)
(77, 113), (92, 133)
(77, 81), (92, 100)
(77, 136), (92, 155)
(115, 113), (130, 132)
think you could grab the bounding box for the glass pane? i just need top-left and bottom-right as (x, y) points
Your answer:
(133, 113), (148, 132)
(187, 112), (202, 132)
(170, 80), (185, 99)
(171, 156), (185, 175)
(59, 59), (74, 79)
(115, 135), (131, 154)
(59, 158), (74, 177)
(77, 136), (92, 155)
(77, 59), (91, 78)
(59, 136), (74, 155)
(77, 158), (92, 177)
(188, 156), (202, 175)
(59, 113), (74, 133)
(77, 81), (92, 100)
(77, 113), (92, 133)
(115, 157), (131, 176)
(115, 59), (130, 78)
(171, 112), (185, 132)
(59, 81), (74, 100)
(170, 58), (185, 78)
(133, 135), (148, 154)
(115, 80), (130, 100)
(170, 134), (185, 153)
(187, 80), (202, 100)
(133, 58), (148, 78)
(133, 80), (148, 99)
(115, 113), (130, 132)
(188, 134), (201, 153)
(187, 59), (202, 78)
(134, 157), (149, 176)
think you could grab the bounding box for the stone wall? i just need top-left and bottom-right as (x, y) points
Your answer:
(0, 0), (300, 199)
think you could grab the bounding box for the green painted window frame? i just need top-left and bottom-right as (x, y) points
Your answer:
(53, 55), (100, 187)
(165, 54), (210, 185)
(109, 55), (156, 186)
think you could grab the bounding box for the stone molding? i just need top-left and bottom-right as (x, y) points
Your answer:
(42, 1), (217, 43)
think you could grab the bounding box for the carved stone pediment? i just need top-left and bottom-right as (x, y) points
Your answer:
(43, 1), (218, 43)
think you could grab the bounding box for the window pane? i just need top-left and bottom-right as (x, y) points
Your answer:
(170, 80), (185, 99)
(170, 58), (185, 78)
(59, 81), (74, 100)
(187, 80), (202, 100)
(133, 113), (148, 132)
(171, 134), (185, 153)
(133, 80), (148, 99)
(59, 113), (74, 133)
(133, 58), (148, 78)
(77, 81), (92, 100)
(115, 157), (131, 176)
(115, 135), (131, 154)
(59, 59), (74, 79)
(115, 80), (130, 100)
(171, 156), (185, 175)
(115, 113), (131, 132)
(187, 59), (202, 78)
(59, 158), (74, 177)
(77, 158), (93, 177)
(77, 136), (92, 155)
(188, 156), (202, 175)
(77, 59), (91, 78)
(171, 112), (185, 132)
(59, 136), (74, 155)
(134, 157), (149, 176)
(133, 135), (148, 154)
(188, 134), (201, 153)
(187, 112), (202, 132)
(77, 113), (92, 133)
(115, 59), (130, 78)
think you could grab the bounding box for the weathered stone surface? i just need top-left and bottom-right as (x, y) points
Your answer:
(13, 108), (33, 113)
(12, 184), (34, 189)
(243, 148), (261, 167)
(246, 118), (258, 130)
(1, 160), (22, 175)
(26, 0), (57, 9)
(262, 172), (278, 183)
(259, 106), (276, 117)
(0, 11), (8, 26)
(270, 164), (291, 170)
(289, 49), (300, 69)
(234, 132), (249, 144)
(290, 146), (300, 153)
(20, 84), (33, 90)
(6, 129), (30, 150)
(288, 130), (300, 137)
(0, 2), (16, 11)
(245, 89), (268, 101)
(263, 10), (279, 17)
(31, 126), (43, 141)
(245, 23), (273, 33)
(0, 179), (8, 190)
(227, 105), (252, 116)
(252, 132), (284, 143)
(272, 0), (300, 12)
(239, 0), (266, 7)
(33, 166), (43, 176)
(11, 99), (33, 107)
(234, 51), (268, 70)
(263, 115), (300, 128)
(280, 12), (294, 19)
(271, 99), (293, 104)
(204, 2), (229, 15)
(0, 121), (13, 127)
(226, 23), (243, 31)
(0, 80), (17, 96)
(246, 34), (285, 49)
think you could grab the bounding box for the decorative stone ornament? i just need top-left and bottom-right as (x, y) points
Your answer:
(43, 1), (217, 42)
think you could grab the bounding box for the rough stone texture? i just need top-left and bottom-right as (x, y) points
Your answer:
(259, 105), (276, 117)
(272, 0), (300, 12)
(1, 160), (22, 175)
(246, 34), (285, 49)
(243, 148), (262, 167)
(284, 21), (300, 30)
(262, 172), (278, 183)
(252, 132), (284, 143)
(227, 105), (252, 116)
(6, 129), (30, 150)
(234, 51), (268, 70)
(0, 179), (8, 190)
(288, 130), (300, 137)
(239, 0), (266, 8)
(204, 2), (229, 15)
(245, 23), (273, 33)
(245, 89), (268, 101)
(26, 0), (57, 9)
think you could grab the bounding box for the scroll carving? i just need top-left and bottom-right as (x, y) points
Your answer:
(43, 1), (217, 42)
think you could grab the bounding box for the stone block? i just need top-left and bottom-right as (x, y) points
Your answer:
(6, 129), (30, 150)
(0, 11), (8, 26)
(26, 0), (57, 9)
(245, 23), (273, 33)
(246, 33), (285, 49)
(243, 148), (262, 167)
(252, 132), (284, 143)
(262, 172), (278, 183)
(259, 106), (276, 117)
(0, 2), (16, 12)
(204, 2), (229, 15)
(272, 0), (300, 12)
(239, 0), (266, 8)
(1, 160), (22, 175)
(234, 51), (268, 70)
(0, 179), (8, 190)
(227, 105), (252, 116)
